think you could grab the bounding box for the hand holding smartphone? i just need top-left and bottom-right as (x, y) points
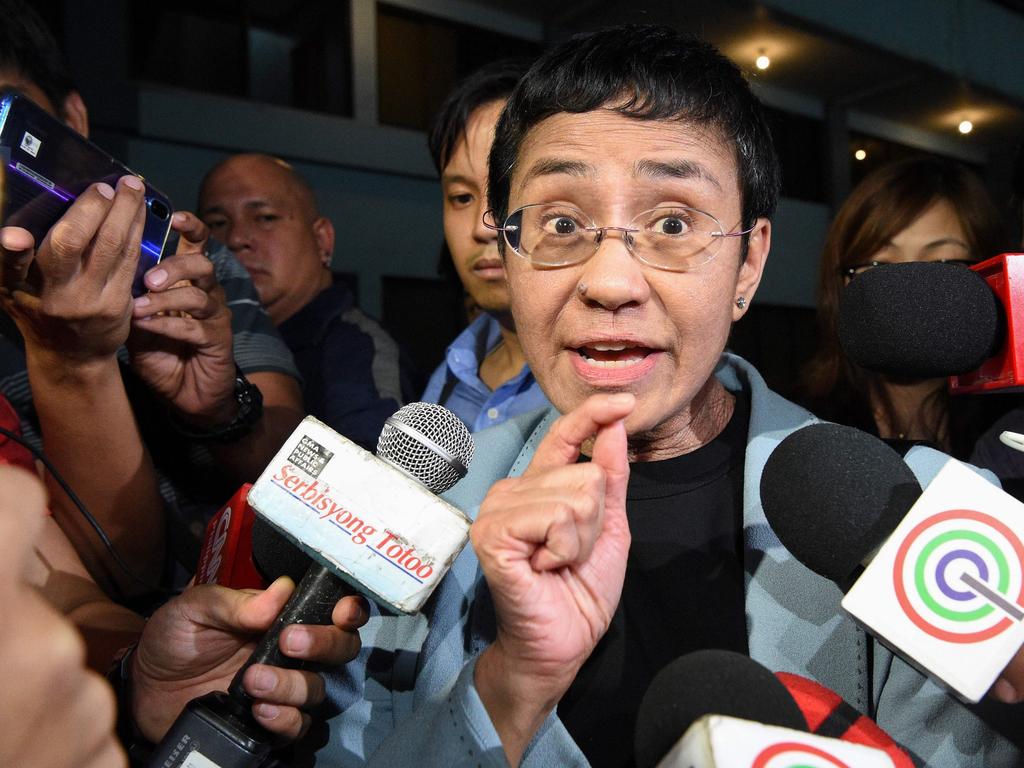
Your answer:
(0, 90), (174, 297)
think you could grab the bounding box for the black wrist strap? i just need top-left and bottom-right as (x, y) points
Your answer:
(107, 643), (155, 766)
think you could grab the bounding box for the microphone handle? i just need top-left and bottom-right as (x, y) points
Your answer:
(228, 562), (351, 703)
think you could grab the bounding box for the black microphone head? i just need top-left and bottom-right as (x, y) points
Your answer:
(838, 262), (1001, 377)
(760, 422), (921, 586)
(251, 516), (311, 584)
(634, 650), (806, 768)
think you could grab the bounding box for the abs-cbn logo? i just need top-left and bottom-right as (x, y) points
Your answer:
(271, 463), (435, 582)
(893, 508), (1024, 643)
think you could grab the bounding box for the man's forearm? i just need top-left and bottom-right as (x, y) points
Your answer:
(27, 351), (164, 596)
(29, 516), (146, 671)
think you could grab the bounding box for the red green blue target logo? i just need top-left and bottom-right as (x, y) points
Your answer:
(752, 742), (851, 768)
(893, 509), (1024, 643)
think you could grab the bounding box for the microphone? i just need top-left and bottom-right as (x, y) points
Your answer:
(145, 403), (475, 768)
(246, 403), (475, 616)
(194, 489), (311, 590)
(839, 261), (1001, 379)
(775, 673), (917, 767)
(759, 422), (921, 589)
(250, 516), (311, 585)
(634, 650), (899, 768)
(195, 484), (267, 590)
(838, 255), (1024, 393)
(761, 423), (1024, 703)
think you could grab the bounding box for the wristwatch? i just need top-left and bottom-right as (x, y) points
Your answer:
(169, 365), (264, 443)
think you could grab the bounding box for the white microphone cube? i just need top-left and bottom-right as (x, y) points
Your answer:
(843, 459), (1024, 702)
(658, 715), (896, 767)
(248, 416), (472, 614)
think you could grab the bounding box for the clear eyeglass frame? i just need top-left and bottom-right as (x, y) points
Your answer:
(839, 258), (976, 280)
(483, 203), (755, 272)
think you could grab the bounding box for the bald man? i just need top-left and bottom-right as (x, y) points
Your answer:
(199, 154), (417, 449)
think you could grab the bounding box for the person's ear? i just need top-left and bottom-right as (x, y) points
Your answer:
(60, 91), (89, 138)
(313, 217), (335, 267)
(733, 218), (771, 321)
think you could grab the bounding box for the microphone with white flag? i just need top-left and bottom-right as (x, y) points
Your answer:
(146, 403), (475, 768)
(761, 422), (1024, 704)
(634, 650), (899, 768)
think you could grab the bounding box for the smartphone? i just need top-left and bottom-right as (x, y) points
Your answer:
(0, 90), (174, 297)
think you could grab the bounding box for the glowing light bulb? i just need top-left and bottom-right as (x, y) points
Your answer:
(755, 53), (770, 70)
(854, 149), (867, 161)
(958, 119), (973, 135)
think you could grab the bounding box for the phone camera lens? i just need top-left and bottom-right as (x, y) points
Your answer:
(147, 198), (171, 221)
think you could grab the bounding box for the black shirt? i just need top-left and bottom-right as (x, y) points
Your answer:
(277, 276), (421, 451)
(558, 392), (751, 768)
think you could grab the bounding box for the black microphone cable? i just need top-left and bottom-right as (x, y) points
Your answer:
(0, 424), (180, 598)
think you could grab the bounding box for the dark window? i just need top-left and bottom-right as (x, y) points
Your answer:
(131, 6), (247, 98)
(128, 1), (352, 116)
(764, 106), (827, 204)
(376, 4), (541, 132)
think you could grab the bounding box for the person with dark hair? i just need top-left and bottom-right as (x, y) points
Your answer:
(0, 0), (85, 132)
(313, 25), (1017, 768)
(198, 153), (419, 450)
(0, 4), (305, 595)
(0, 6), (369, 763)
(801, 157), (1011, 459)
(420, 58), (549, 431)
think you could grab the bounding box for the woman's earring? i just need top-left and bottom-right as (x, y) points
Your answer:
(736, 296), (747, 310)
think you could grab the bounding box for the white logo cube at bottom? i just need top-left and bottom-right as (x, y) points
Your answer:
(658, 715), (896, 767)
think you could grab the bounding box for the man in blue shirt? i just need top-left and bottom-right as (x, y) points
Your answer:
(421, 60), (548, 430)
(199, 154), (418, 450)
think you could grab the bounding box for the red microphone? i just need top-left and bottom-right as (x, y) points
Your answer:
(950, 253), (1024, 394)
(194, 484), (267, 589)
(776, 672), (918, 768)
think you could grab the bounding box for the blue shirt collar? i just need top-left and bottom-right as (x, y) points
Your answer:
(444, 313), (532, 393)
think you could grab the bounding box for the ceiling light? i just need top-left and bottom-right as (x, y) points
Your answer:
(854, 149), (867, 161)
(958, 119), (973, 135)
(755, 52), (770, 70)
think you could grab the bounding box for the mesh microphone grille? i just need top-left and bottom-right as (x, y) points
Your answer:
(376, 402), (475, 494)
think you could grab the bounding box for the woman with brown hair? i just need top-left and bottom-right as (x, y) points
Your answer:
(801, 156), (1011, 458)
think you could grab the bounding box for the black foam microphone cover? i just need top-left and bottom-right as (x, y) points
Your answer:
(760, 423), (922, 587)
(838, 262), (1001, 377)
(251, 516), (312, 584)
(634, 650), (806, 768)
